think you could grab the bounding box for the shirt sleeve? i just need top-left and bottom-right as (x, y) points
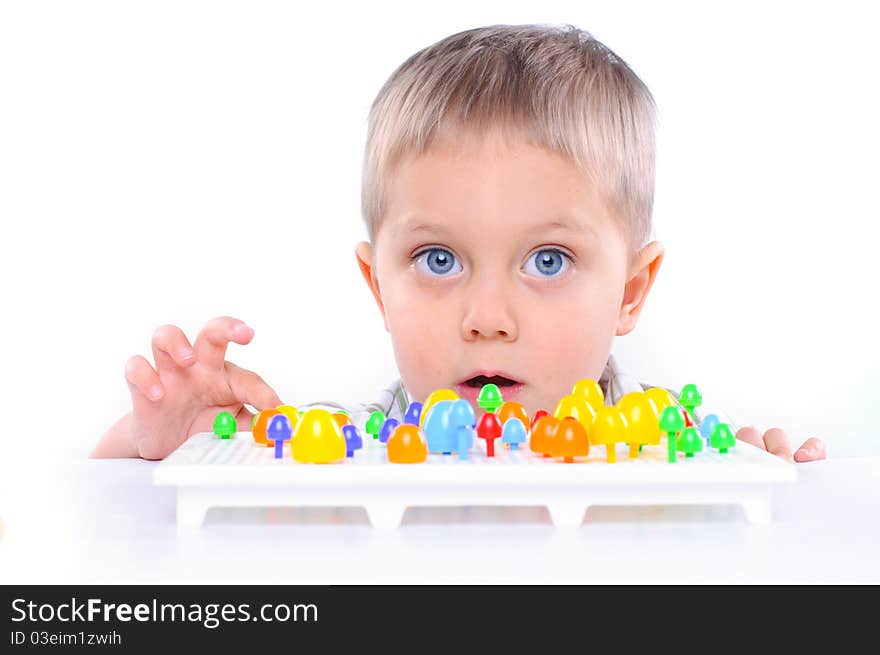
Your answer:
(293, 378), (409, 434)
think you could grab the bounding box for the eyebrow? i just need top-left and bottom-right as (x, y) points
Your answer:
(401, 217), (596, 238)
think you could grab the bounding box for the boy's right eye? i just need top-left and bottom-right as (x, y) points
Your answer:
(412, 248), (462, 277)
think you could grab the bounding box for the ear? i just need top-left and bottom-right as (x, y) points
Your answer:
(355, 241), (388, 331)
(616, 241), (664, 336)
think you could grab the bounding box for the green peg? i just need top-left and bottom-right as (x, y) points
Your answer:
(677, 426), (703, 458)
(336, 409), (350, 417)
(477, 383), (503, 413)
(366, 410), (385, 440)
(213, 411), (236, 439)
(678, 383), (702, 420)
(710, 423), (736, 453)
(658, 406), (684, 463)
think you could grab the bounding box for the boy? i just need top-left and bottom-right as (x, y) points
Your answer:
(92, 24), (825, 463)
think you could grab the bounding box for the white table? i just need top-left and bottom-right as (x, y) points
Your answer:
(1, 447), (878, 583)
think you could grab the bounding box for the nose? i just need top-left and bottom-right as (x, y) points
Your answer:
(460, 274), (518, 342)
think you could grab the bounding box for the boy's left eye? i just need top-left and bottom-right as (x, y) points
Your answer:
(412, 248), (463, 277)
(523, 248), (572, 278)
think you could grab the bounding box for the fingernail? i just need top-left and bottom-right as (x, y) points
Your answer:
(181, 348), (194, 361)
(150, 386), (163, 400)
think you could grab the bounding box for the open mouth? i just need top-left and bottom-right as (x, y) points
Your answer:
(463, 375), (520, 388)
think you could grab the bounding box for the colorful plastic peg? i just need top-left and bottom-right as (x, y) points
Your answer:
(617, 392), (661, 458)
(404, 401), (423, 426)
(422, 400), (456, 453)
(477, 383), (503, 413)
(699, 414), (720, 446)
(332, 412), (351, 429)
(551, 417), (590, 463)
(644, 387), (674, 412)
(291, 409), (346, 464)
(591, 406), (627, 463)
(276, 405), (300, 433)
(213, 411), (236, 440)
(501, 418), (527, 450)
(387, 424), (428, 463)
(252, 408), (280, 447)
(449, 399), (476, 460)
(420, 389), (459, 429)
(552, 394), (598, 435)
(530, 410), (549, 433)
(342, 424), (363, 457)
(677, 426), (703, 457)
(530, 415), (560, 457)
(366, 410), (386, 440)
(496, 402), (529, 436)
(678, 384), (702, 420)
(476, 412), (503, 457)
(710, 423), (736, 453)
(570, 378), (605, 410)
(267, 414), (292, 458)
(379, 417), (400, 444)
(658, 406), (685, 463)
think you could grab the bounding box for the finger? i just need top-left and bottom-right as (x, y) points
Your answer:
(225, 362), (283, 411)
(192, 316), (254, 370)
(794, 437), (827, 462)
(151, 324), (195, 373)
(125, 355), (164, 401)
(762, 427), (793, 461)
(736, 426), (764, 449)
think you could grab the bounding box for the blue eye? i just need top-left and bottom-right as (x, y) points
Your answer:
(524, 248), (572, 278)
(413, 248), (462, 277)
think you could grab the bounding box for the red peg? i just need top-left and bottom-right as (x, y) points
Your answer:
(476, 412), (503, 457)
(530, 410), (549, 432)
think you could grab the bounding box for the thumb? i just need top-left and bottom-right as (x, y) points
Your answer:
(225, 361), (284, 411)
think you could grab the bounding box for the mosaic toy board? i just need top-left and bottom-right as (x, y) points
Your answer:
(154, 430), (797, 530)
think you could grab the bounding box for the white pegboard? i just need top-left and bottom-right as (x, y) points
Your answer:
(154, 431), (797, 530)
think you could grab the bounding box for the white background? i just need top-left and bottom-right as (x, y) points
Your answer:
(1, 0), (878, 469)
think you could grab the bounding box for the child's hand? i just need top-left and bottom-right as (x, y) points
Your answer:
(735, 427), (826, 463)
(124, 316), (283, 460)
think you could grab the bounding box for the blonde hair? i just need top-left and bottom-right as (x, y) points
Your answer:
(361, 24), (657, 249)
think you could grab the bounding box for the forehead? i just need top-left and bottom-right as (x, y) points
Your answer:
(381, 130), (615, 242)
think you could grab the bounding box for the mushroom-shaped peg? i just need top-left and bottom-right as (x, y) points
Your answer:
(644, 387), (675, 413)
(449, 399), (476, 461)
(341, 424), (363, 457)
(699, 414), (720, 446)
(366, 410), (385, 440)
(677, 426), (703, 457)
(387, 424), (428, 463)
(570, 378), (605, 410)
(276, 405), (300, 434)
(678, 384), (702, 420)
(253, 409), (280, 447)
(477, 383), (503, 414)
(267, 414), (292, 458)
(496, 402), (529, 438)
(551, 417), (590, 463)
(332, 412), (351, 429)
(617, 392), (661, 458)
(552, 394), (598, 436)
(422, 400), (456, 453)
(476, 412), (503, 457)
(404, 401), (423, 426)
(658, 406), (685, 463)
(291, 408), (346, 464)
(529, 410), (549, 433)
(501, 418), (527, 450)
(379, 417), (400, 444)
(213, 411), (237, 440)
(420, 389), (459, 429)
(591, 406), (627, 463)
(710, 423), (736, 453)
(530, 415), (560, 457)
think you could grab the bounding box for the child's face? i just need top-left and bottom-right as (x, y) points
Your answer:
(356, 128), (663, 416)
